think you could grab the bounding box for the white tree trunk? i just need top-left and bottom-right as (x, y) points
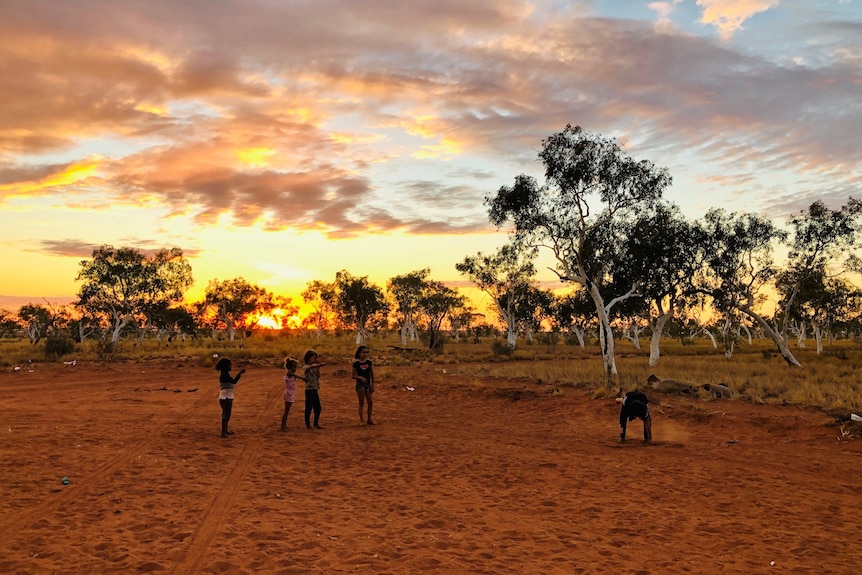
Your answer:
(623, 324), (641, 350)
(110, 311), (133, 345)
(811, 319), (824, 354)
(722, 317), (735, 359)
(796, 321), (807, 349)
(499, 307), (518, 349)
(355, 327), (368, 346)
(700, 328), (717, 349)
(740, 305), (802, 367)
(648, 314), (671, 367)
(506, 327), (517, 348)
(741, 323), (753, 345)
(587, 285), (617, 379)
(573, 326), (585, 348)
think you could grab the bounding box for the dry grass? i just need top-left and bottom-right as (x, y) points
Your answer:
(1, 332), (860, 411)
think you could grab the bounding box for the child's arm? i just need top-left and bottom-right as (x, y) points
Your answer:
(352, 364), (367, 384)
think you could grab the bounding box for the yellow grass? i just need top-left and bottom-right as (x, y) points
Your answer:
(1, 332), (860, 411)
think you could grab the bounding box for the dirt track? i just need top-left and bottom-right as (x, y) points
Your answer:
(1, 360), (860, 574)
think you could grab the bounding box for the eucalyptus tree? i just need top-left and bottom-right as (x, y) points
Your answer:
(387, 269), (430, 345)
(301, 279), (337, 340)
(616, 203), (700, 366)
(146, 303), (197, 342)
(19, 303), (54, 344)
(456, 242), (537, 349)
(550, 290), (596, 347)
(333, 270), (389, 345)
(693, 209), (796, 363)
(777, 266), (861, 353)
(76, 246), (193, 346)
(204, 277), (275, 342)
(776, 199), (862, 344)
(414, 280), (465, 353)
(0, 309), (21, 338)
(512, 283), (555, 344)
(696, 200), (862, 366)
(485, 125), (671, 378)
(448, 304), (481, 341)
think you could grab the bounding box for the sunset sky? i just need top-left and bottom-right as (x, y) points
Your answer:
(1, 0), (860, 316)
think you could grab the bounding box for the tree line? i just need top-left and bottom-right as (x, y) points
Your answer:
(3, 125), (861, 375)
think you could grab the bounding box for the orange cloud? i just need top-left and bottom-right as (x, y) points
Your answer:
(0, 158), (101, 198)
(697, 0), (779, 38)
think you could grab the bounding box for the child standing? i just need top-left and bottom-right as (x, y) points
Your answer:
(352, 345), (375, 425)
(215, 357), (246, 438)
(281, 357), (305, 431)
(303, 350), (325, 429)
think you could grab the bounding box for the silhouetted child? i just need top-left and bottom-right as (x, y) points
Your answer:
(352, 345), (375, 425)
(617, 390), (652, 443)
(215, 357), (246, 438)
(281, 357), (305, 431)
(303, 350), (325, 429)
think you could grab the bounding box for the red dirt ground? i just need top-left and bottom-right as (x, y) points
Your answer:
(1, 359), (860, 574)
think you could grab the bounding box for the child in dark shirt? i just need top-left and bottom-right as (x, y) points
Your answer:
(617, 390), (652, 443)
(215, 357), (246, 438)
(352, 345), (375, 425)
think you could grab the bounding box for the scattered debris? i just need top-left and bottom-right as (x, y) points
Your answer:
(63, 360), (77, 367)
(405, 385), (415, 392)
(61, 477), (70, 485)
(851, 413), (862, 422)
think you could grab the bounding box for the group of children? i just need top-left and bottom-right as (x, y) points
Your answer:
(216, 346), (655, 443)
(214, 345), (376, 437)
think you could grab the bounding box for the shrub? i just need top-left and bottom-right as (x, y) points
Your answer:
(491, 339), (514, 356)
(95, 339), (117, 362)
(44, 334), (75, 359)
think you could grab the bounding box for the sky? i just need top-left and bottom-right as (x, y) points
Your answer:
(1, 0), (860, 316)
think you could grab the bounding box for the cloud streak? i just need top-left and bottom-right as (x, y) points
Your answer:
(1, 0), (860, 243)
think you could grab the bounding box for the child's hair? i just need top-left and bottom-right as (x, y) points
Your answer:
(354, 345), (368, 359)
(214, 357), (231, 371)
(303, 349), (317, 365)
(284, 357), (299, 370)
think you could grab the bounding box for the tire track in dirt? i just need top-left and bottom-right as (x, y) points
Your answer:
(0, 391), (212, 540)
(171, 381), (283, 575)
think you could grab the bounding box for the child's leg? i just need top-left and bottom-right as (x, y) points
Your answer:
(312, 391), (322, 427)
(220, 399), (233, 437)
(643, 416), (652, 442)
(281, 402), (292, 430)
(356, 389), (365, 422)
(304, 391), (313, 428)
(366, 390), (374, 424)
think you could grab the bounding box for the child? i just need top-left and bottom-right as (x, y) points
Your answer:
(352, 345), (375, 425)
(215, 357), (246, 438)
(281, 357), (305, 431)
(303, 349), (325, 429)
(617, 390), (652, 443)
